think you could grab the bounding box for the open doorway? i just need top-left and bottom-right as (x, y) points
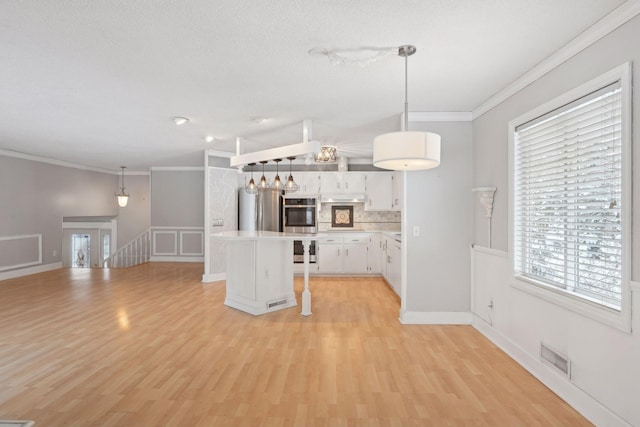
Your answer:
(61, 218), (117, 268)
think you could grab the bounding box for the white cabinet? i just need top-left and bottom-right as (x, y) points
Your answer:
(367, 234), (381, 274)
(320, 172), (366, 194)
(295, 172), (321, 194)
(317, 237), (343, 273)
(392, 171), (404, 211)
(364, 172), (393, 211)
(386, 240), (401, 295)
(317, 233), (377, 274)
(379, 234), (401, 295)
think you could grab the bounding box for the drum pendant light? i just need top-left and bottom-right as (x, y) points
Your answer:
(373, 45), (441, 171)
(245, 163), (258, 194)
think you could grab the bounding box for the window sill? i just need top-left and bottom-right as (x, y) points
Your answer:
(511, 275), (631, 333)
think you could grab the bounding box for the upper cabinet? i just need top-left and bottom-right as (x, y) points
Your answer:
(320, 172), (366, 194)
(295, 172), (321, 194)
(391, 171), (403, 211)
(364, 172), (393, 211)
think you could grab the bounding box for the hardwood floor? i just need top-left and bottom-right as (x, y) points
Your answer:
(0, 263), (591, 426)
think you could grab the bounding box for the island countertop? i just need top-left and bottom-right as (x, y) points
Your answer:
(211, 230), (327, 240)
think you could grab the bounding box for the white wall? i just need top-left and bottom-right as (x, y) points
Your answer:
(402, 121), (473, 322)
(471, 14), (640, 426)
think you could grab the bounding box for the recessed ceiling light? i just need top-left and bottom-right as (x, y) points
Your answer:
(251, 116), (268, 124)
(172, 116), (190, 125)
(205, 135), (215, 143)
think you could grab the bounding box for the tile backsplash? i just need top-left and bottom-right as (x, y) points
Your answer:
(317, 203), (400, 232)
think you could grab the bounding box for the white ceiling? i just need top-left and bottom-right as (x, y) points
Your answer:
(0, 0), (628, 171)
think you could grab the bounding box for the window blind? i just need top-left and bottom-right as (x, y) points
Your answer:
(513, 82), (622, 309)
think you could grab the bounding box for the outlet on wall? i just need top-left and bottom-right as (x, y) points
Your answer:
(412, 226), (420, 237)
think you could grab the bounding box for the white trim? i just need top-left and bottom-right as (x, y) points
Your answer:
(630, 281), (640, 292)
(408, 111), (473, 122)
(0, 148), (115, 174)
(0, 262), (61, 281)
(179, 230), (204, 256)
(62, 221), (113, 229)
(152, 230), (178, 256)
(472, 317), (632, 427)
(398, 310), (472, 325)
(470, 244), (507, 258)
(473, 0), (640, 119)
(507, 63), (632, 333)
(150, 166), (204, 171)
(151, 226), (204, 230)
(150, 256), (204, 263)
(206, 149), (234, 158)
(202, 272), (226, 283)
(230, 140), (321, 167)
(0, 234), (42, 271)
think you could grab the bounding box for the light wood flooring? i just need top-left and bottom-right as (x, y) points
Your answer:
(0, 263), (591, 426)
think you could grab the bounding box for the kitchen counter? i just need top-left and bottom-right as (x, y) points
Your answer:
(211, 231), (327, 316)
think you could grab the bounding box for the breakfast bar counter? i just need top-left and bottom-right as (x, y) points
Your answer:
(211, 231), (326, 316)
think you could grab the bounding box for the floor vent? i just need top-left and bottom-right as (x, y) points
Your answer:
(541, 343), (571, 378)
(267, 298), (287, 309)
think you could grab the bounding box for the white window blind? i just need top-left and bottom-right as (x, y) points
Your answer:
(513, 82), (623, 310)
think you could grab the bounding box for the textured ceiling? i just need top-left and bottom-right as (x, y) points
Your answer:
(0, 0), (628, 170)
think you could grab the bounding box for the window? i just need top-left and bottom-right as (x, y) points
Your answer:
(509, 64), (631, 329)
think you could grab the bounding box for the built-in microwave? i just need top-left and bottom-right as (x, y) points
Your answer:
(283, 198), (317, 233)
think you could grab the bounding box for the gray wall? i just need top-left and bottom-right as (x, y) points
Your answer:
(473, 14), (640, 280)
(151, 170), (204, 227)
(404, 121), (474, 313)
(0, 155), (119, 268)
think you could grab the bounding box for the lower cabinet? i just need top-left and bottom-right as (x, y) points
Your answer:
(317, 233), (377, 274)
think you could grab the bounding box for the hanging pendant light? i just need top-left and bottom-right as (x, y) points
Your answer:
(373, 45), (441, 171)
(115, 166), (130, 207)
(245, 163), (258, 194)
(285, 156), (299, 193)
(272, 159), (285, 190)
(258, 160), (269, 189)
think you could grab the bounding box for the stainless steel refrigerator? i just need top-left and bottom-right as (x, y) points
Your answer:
(238, 188), (283, 232)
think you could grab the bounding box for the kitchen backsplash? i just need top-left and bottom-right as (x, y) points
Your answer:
(317, 203), (400, 232)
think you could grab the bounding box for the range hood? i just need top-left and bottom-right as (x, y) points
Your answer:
(320, 194), (366, 203)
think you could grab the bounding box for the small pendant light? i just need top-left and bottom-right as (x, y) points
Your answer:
(285, 156), (299, 193)
(245, 163), (258, 194)
(115, 166), (129, 207)
(272, 159), (284, 189)
(258, 160), (269, 189)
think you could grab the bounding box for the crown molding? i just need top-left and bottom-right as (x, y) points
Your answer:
(0, 148), (119, 174)
(472, 0), (640, 119)
(150, 166), (204, 171)
(408, 112), (473, 122)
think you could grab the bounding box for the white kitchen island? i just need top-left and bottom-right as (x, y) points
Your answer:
(211, 231), (325, 316)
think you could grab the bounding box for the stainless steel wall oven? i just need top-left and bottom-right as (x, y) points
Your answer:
(283, 197), (317, 233)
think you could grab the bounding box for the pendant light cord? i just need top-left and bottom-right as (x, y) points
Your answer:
(404, 51), (409, 132)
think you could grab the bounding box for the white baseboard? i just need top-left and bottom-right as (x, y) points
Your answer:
(472, 314), (631, 427)
(399, 310), (472, 325)
(150, 256), (204, 263)
(0, 262), (62, 282)
(202, 272), (226, 283)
